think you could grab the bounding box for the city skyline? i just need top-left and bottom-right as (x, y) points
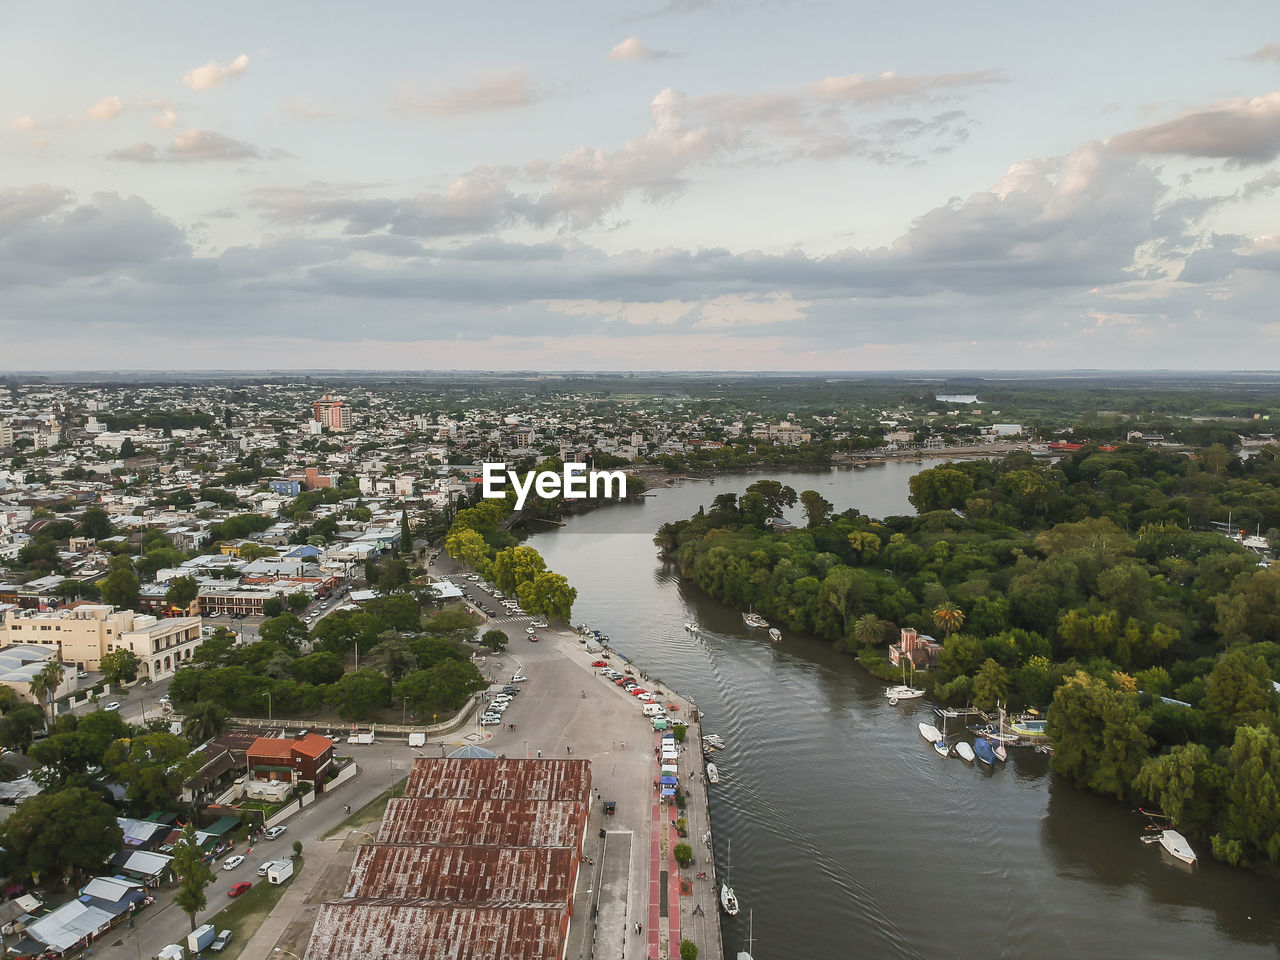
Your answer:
(4, 2), (1280, 370)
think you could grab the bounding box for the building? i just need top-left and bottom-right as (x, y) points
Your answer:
(303, 466), (334, 490)
(269, 479), (302, 497)
(1, 605), (202, 679)
(313, 395), (352, 433)
(0, 643), (76, 703)
(303, 758), (591, 960)
(888, 626), (941, 669)
(246, 733), (336, 792)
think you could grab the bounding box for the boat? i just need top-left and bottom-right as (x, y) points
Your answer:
(953, 741), (976, 763)
(972, 737), (996, 766)
(970, 723), (1019, 744)
(737, 910), (755, 960)
(933, 735), (951, 758)
(702, 734), (726, 748)
(721, 840), (740, 916)
(919, 722), (942, 742)
(742, 611), (770, 629)
(992, 741), (1008, 762)
(1152, 829), (1197, 866)
(684, 622), (694, 632)
(706, 763), (720, 784)
(884, 684), (924, 703)
(768, 627), (782, 643)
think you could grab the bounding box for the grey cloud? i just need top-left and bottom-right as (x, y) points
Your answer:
(1110, 92), (1280, 165)
(807, 69), (1006, 106)
(1241, 42), (1280, 63)
(396, 70), (540, 117)
(1242, 169), (1280, 198)
(107, 130), (284, 164)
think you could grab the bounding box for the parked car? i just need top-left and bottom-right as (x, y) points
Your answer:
(77, 671), (89, 679)
(103, 702), (120, 711)
(591, 660), (608, 668)
(525, 626), (536, 634)
(227, 881), (252, 897)
(222, 855), (245, 871)
(489, 702), (509, 713)
(480, 714), (503, 726)
(531, 620), (548, 628)
(257, 859), (284, 877)
(511, 674), (528, 683)
(264, 825), (287, 840)
(501, 686), (520, 695)
(210, 930), (233, 951)
(158, 695), (171, 704)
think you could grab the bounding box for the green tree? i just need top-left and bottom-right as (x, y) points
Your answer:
(98, 564), (140, 609)
(103, 731), (199, 808)
(288, 591), (312, 612)
(973, 658), (1010, 711)
(0, 704), (46, 751)
(1134, 743), (1222, 835)
(292, 651), (344, 685)
(258, 613), (309, 650)
(400, 508), (413, 555)
(119, 437), (136, 458)
(171, 823), (215, 931)
(908, 466), (974, 512)
(1202, 648), (1276, 735)
(1220, 724), (1280, 864)
(1047, 672), (1151, 799)
(744, 479), (797, 517)
(79, 507), (114, 540)
(99, 649), (142, 686)
(27, 661), (65, 724)
(1, 787), (123, 884)
(445, 528), (489, 569)
(845, 530), (881, 562)
(518, 571), (577, 620)
(165, 575), (199, 611)
(681, 940), (699, 960)
(852, 613), (888, 648)
(328, 668), (390, 720)
(673, 842), (693, 867)
(492, 546), (548, 594)
(799, 490), (833, 528)
(482, 629), (508, 652)
(367, 635), (418, 682)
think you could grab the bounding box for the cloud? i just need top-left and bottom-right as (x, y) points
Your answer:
(693, 292), (808, 327)
(85, 96), (122, 120)
(107, 130), (282, 164)
(608, 37), (677, 61)
(281, 99), (340, 120)
(12, 114), (37, 131)
(150, 107), (178, 130)
(396, 69), (539, 116)
(807, 69), (1006, 105)
(1241, 42), (1280, 63)
(1110, 92), (1280, 165)
(182, 54), (250, 92)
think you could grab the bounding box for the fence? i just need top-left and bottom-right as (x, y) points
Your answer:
(263, 797), (303, 829)
(225, 694), (484, 741)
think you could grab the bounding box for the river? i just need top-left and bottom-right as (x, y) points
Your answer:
(524, 464), (1280, 960)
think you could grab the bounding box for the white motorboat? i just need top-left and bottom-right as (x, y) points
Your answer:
(706, 763), (720, 784)
(919, 722), (942, 742)
(954, 741), (976, 763)
(742, 611), (770, 629)
(884, 684), (925, 703)
(768, 627), (782, 643)
(684, 621), (694, 631)
(1157, 829), (1197, 865)
(702, 734), (726, 748)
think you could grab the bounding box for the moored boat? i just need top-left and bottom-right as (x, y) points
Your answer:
(743, 611), (770, 629)
(933, 737), (951, 758)
(1156, 829), (1197, 865)
(992, 741), (1008, 762)
(972, 737), (996, 766)
(768, 627), (782, 643)
(954, 741), (976, 763)
(706, 763), (720, 784)
(884, 684), (925, 703)
(919, 722), (942, 742)
(722, 839), (740, 916)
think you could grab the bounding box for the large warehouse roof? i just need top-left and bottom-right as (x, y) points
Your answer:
(304, 903), (568, 960)
(344, 845), (575, 903)
(402, 758), (590, 802)
(377, 797), (586, 849)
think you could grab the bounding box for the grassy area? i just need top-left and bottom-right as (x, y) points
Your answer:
(203, 859), (301, 960)
(321, 776), (407, 840)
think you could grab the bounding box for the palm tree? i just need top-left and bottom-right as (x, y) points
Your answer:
(183, 701), (228, 744)
(932, 603), (966, 640)
(28, 662), (65, 724)
(852, 613), (888, 647)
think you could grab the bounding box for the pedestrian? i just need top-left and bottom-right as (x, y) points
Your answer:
(537, 748), (542, 758)
(567, 745), (573, 754)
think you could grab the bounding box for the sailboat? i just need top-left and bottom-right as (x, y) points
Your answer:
(933, 713), (951, 758)
(972, 736), (996, 766)
(721, 839), (740, 916)
(884, 660), (924, 703)
(737, 910), (755, 960)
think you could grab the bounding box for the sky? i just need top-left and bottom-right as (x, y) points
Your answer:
(4, 1), (1280, 371)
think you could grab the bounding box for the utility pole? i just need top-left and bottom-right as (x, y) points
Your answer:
(262, 691), (272, 724)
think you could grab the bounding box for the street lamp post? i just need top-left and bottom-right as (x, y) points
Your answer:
(262, 691), (272, 724)
(402, 697), (409, 725)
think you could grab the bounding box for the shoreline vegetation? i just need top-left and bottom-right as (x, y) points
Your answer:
(654, 445), (1280, 871)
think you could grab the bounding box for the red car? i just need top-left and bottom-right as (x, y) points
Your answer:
(528, 634), (539, 642)
(630, 688), (647, 697)
(614, 677), (628, 686)
(228, 881), (252, 897)
(591, 660), (608, 667)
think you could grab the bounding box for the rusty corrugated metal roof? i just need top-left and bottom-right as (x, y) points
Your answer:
(345, 845), (575, 902)
(377, 798), (585, 849)
(402, 758), (591, 802)
(303, 902), (568, 960)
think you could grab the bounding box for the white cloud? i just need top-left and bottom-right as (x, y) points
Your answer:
(182, 54), (250, 92)
(150, 107), (178, 130)
(693, 292), (808, 327)
(608, 37), (676, 62)
(547, 298), (692, 325)
(1110, 92), (1280, 166)
(396, 69), (539, 116)
(85, 96), (122, 120)
(12, 114), (37, 131)
(807, 69), (1006, 105)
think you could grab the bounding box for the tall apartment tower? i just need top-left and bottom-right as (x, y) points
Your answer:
(312, 395), (352, 432)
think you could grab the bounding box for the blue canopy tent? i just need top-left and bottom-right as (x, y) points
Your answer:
(660, 787), (676, 799)
(660, 776), (678, 786)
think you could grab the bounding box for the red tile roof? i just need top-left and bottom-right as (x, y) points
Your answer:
(247, 737), (294, 760)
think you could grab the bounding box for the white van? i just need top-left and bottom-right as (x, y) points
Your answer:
(643, 703), (667, 718)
